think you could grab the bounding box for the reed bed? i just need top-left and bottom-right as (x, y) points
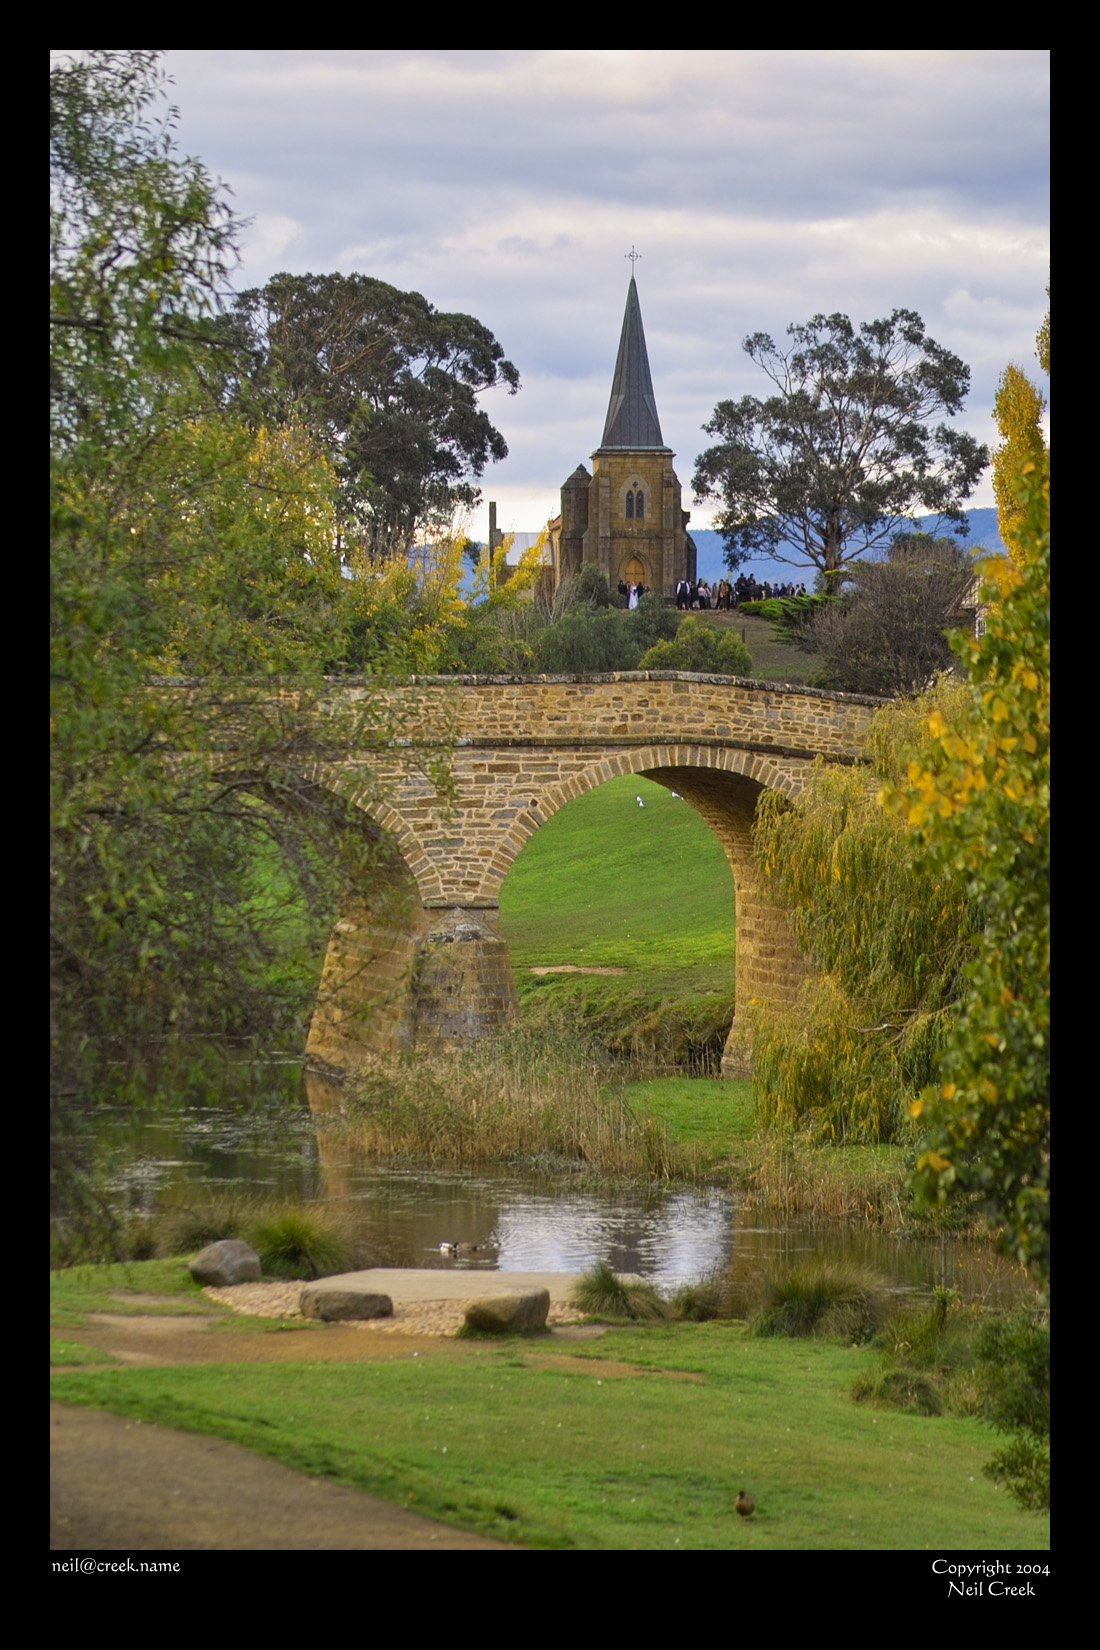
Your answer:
(341, 1026), (684, 1179)
(738, 1134), (909, 1227)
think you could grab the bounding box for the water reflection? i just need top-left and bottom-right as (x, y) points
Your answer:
(76, 1064), (1032, 1305)
(326, 1161), (735, 1289)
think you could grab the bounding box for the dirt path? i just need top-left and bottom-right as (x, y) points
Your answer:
(50, 1400), (515, 1551)
(51, 1276), (604, 1552)
(51, 1312), (522, 1550)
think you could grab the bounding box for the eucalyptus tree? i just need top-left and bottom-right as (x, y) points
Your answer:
(219, 272), (520, 562)
(693, 310), (988, 580)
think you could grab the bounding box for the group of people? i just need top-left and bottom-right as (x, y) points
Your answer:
(734, 575), (808, 603)
(674, 575), (808, 610)
(619, 575), (810, 610)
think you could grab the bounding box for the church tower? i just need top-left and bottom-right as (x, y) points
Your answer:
(558, 275), (695, 598)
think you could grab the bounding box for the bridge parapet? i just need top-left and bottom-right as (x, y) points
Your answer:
(348, 672), (881, 761)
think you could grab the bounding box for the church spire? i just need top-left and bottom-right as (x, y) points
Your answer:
(598, 276), (670, 452)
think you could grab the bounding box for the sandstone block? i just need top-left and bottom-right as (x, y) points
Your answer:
(463, 1289), (550, 1335)
(299, 1284), (394, 1322)
(189, 1239), (261, 1286)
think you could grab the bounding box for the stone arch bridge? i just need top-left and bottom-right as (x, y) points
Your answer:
(305, 672), (880, 1077)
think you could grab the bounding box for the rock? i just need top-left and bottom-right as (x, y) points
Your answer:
(189, 1240), (261, 1287)
(463, 1289), (550, 1335)
(299, 1284), (394, 1322)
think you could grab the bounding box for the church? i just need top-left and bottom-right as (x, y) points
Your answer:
(548, 275), (697, 600)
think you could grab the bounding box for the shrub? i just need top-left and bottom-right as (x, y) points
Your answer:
(533, 607), (640, 674)
(976, 1312), (1050, 1513)
(628, 591), (679, 652)
(851, 1293), (998, 1421)
(804, 536), (977, 697)
(639, 617), (752, 675)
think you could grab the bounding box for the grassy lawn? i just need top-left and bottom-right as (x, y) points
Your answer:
(48, 1258), (229, 1331)
(620, 1076), (756, 1169)
(50, 1317), (1047, 1551)
(54, 677), (1035, 1550)
(694, 609), (816, 685)
(500, 772), (735, 985)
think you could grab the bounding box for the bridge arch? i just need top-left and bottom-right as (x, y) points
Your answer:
(326, 780), (450, 907)
(305, 673), (878, 1076)
(479, 743), (807, 904)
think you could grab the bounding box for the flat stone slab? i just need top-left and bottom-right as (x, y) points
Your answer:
(299, 1284), (394, 1323)
(309, 1269), (584, 1307)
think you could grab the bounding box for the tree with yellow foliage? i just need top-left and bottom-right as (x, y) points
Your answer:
(338, 526), (552, 675)
(991, 292), (1049, 572)
(881, 448), (1049, 1280)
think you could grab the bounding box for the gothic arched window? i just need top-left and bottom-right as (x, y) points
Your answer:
(625, 490), (634, 519)
(635, 489), (644, 521)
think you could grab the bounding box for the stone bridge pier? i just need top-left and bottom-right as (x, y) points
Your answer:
(304, 674), (878, 1078)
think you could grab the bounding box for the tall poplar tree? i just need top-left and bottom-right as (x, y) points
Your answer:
(991, 291), (1049, 571)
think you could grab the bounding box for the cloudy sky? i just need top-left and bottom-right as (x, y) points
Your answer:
(157, 50), (1049, 545)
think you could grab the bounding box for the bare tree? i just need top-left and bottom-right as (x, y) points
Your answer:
(805, 535), (978, 697)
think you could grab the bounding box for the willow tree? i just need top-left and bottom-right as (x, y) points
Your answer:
(50, 53), (416, 1115)
(751, 687), (978, 1143)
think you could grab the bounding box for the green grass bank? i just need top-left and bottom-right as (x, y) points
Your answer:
(50, 1287), (1047, 1551)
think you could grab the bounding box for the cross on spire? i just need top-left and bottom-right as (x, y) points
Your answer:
(625, 245), (642, 270)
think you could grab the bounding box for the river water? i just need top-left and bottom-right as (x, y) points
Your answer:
(74, 1057), (1030, 1306)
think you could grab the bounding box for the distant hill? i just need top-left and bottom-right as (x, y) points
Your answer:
(690, 510), (1005, 588)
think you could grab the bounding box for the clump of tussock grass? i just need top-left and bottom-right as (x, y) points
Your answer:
(343, 1025), (684, 1178)
(121, 1195), (405, 1276)
(669, 1266), (729, 1322)
(573, 1260), (668, 1322)
(749, 1256), (892, 1343)
(246, 1207), (349, 1281)
(852, 1366), (945, 1415)
(155, 1194), (257, 1257)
